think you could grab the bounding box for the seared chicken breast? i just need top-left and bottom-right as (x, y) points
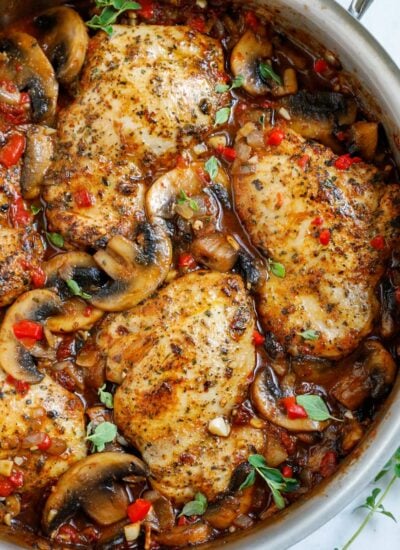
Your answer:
(0, 165), (44, 307)
(0, 371), (86, 492)
(233, 126), (400, 359)
(97, 271), (265, 504)
(44, 25), (226, 248)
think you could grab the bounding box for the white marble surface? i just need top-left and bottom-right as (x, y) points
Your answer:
(291, 3), (400, 549)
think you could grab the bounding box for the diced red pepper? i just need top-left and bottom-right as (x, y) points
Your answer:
(6, 374), (30, 394)
(178, 516), (189, 526)
(370, 235), (385, 250)
(297, 154), (310, 170)
(37, 433), (52, 451)
(56, 524), (80, 544)
(84, 305), (93, 318)
(320, 450), (337, 478)
(9, 469), (24, 488)
(188, 17), (206, 33)
(336, 131), (347, 142)
(312, 216), (324, 226)
(266, 128), (285, 147)
(244, 11), (260, 31)
(178, 252), (197, 270)
(281, 465), (293, 478)
(74, 188), (94, 208)
(127, 499), (152, 523)
(30, 266), (47, 288)
(0, 477), (14, 497)
(138, 0), (154, 19)
(252, 330), (265, 346)
(319, 229), (331, 246)
(13, 320), (43, 341)
(217, 145), (237, 161)
(9, 196), (32, 227)
(281, 396), (308, 420)
(0, 133), (26, 168)
(334, 153), (362, 170)
(56, 335), (75, 361)
(314, 58), (328, 74)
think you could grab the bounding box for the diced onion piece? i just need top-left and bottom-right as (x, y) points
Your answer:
(246, 130), (265, 149)
(0, 460), (13, 477)
(124, 522), (141, 542)
(208, 416), (231, 437)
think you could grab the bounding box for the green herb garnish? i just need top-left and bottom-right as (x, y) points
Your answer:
(239, 454), (298, 509)
(205, 156), (220, 181)
(179, 492), (208, 517)
(86, 421), (117, 452)
(259, 62), (282, 85)
(86, 0), (142, 36)
(296, 395), (342, 422)
(66, 279), (92, 300)
(269, 260), (285, 278)
(30, 204), (42, 215)
(98, 384), (114, 409)
(177, 190), (199, 211)
(215, 106), (231, 125)
(46, 231), (64, 248)
(215, 75), (245, 93)
(298, 329), (319, 341)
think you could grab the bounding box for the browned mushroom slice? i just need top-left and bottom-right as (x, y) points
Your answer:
(20, 125), (54, 199)
(34, 6), (89, 85)
(0, 289), (62, 383)
(230, 30), (273, 96)
(0, 32), (58, 124)
(251, 369), (329, 432)
(349, 121), (378, 160)
(42, 452), (148, 534)
(90, 223), (172, 312)
(154, 522), (212, 547)
(46, 298), (104, 333)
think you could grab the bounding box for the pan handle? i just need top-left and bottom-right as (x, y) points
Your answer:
(348, 0), (375, 19)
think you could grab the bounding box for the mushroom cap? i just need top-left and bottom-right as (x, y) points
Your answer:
(42, 451), (148, 534)
(230, 30), (273, 96)
(0, 31), (58, 124)
(34, 6), (89, 85)
(90, 223), (172, 312)
(46, 297), (104, 333)
(20, 124), (54, 199)
(0, 289), (62, 383)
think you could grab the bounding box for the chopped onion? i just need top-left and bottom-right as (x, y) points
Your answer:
(124, 522), (141, 542)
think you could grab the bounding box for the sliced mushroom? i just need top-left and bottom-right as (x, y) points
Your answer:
(350, 121), (378, 160)
(34, 7), (89, 85)
(230, 30), (273, 96)
(204, 487), (254, 530)
(331, 340), (396, 410)
(0, 289), (62, 383)
(251, 368), (329, 432)
(191, 232), (239, 272)
(44, 251), (108, 300)
(142, 490), (175, 532)
(90, 223), (172, 312)
(42, 452), (148, 534)
(0, 32), (58, 124)
(154, 522), (212, 547)
(46, 298), (104, 333)
(20, 125), (54, 199)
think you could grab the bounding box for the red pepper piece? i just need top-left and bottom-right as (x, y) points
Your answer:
(30, 266), (47, 288)
(84, 305), (93, 318)
(9, 197), (32, 227)
(37, 434), (52, 451)
(178, 252), (197, 270)
(266, 128), (285, 146)
(297, 154), (310, 169)
(13, 320), (43, 341)
(312, 216), (324, 226)
(370, 235), (385, 250)
(244, 11), (260, 31)
(0, 133), (26, 168)
(56, 524), (81, 544)
(320, 450), (337, 478)
(74, 188), (94, 208)
(127, 499), (152, 523)
(0, 477), (14, 497)
(334, 153), (362, 170)
(138, 0), (154, 19)
(314, 58), (328, 74)
(9, 469), (24, 488)
(281, 396), (308, 420)
(188, 17), (206, 33)
(217, 145), (237, 161)
(281, 465), (293, 478)
(252, 330), (265, 346)
(6, 375), (30, 394)
(319, 228), (331, 246)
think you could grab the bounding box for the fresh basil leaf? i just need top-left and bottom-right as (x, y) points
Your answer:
(98, 384), (114, 409)
(215, 107), (231, 125)
(269, 485), (285, 510)
(205, 156), (220, 181)
(238, 469), (256, 491)
(66, 279), (92, 300)
(46, 231), (64, 248)
(179, 492), (208, 517)
(177, 190), (199, 211)
(394, 464), (400, 478)
(248, 454), (268, 470)
(259, 62), (282, 85)
(270, 260), (285, 278)
(86, 421), (117, 452)
(379, 510), (396, 522)
(30, 204), (42, 215)
(298, 329), (319, 341)
(231, 75), (245, 89)
(215, 83), (230, 93)
(375, 469), (389, 482)
(295, 394), (339, 422)
(87, 0), (141, 35)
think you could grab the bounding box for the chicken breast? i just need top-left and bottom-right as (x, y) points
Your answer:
(0, 371), (86, 492)
(233, 125), (400, 359)
(44, 25), (226, 248)
(97, 271), (265, 504)
(0, 165), (44, 307)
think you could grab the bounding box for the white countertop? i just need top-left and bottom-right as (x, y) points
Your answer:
(292, 4), (400, 550)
